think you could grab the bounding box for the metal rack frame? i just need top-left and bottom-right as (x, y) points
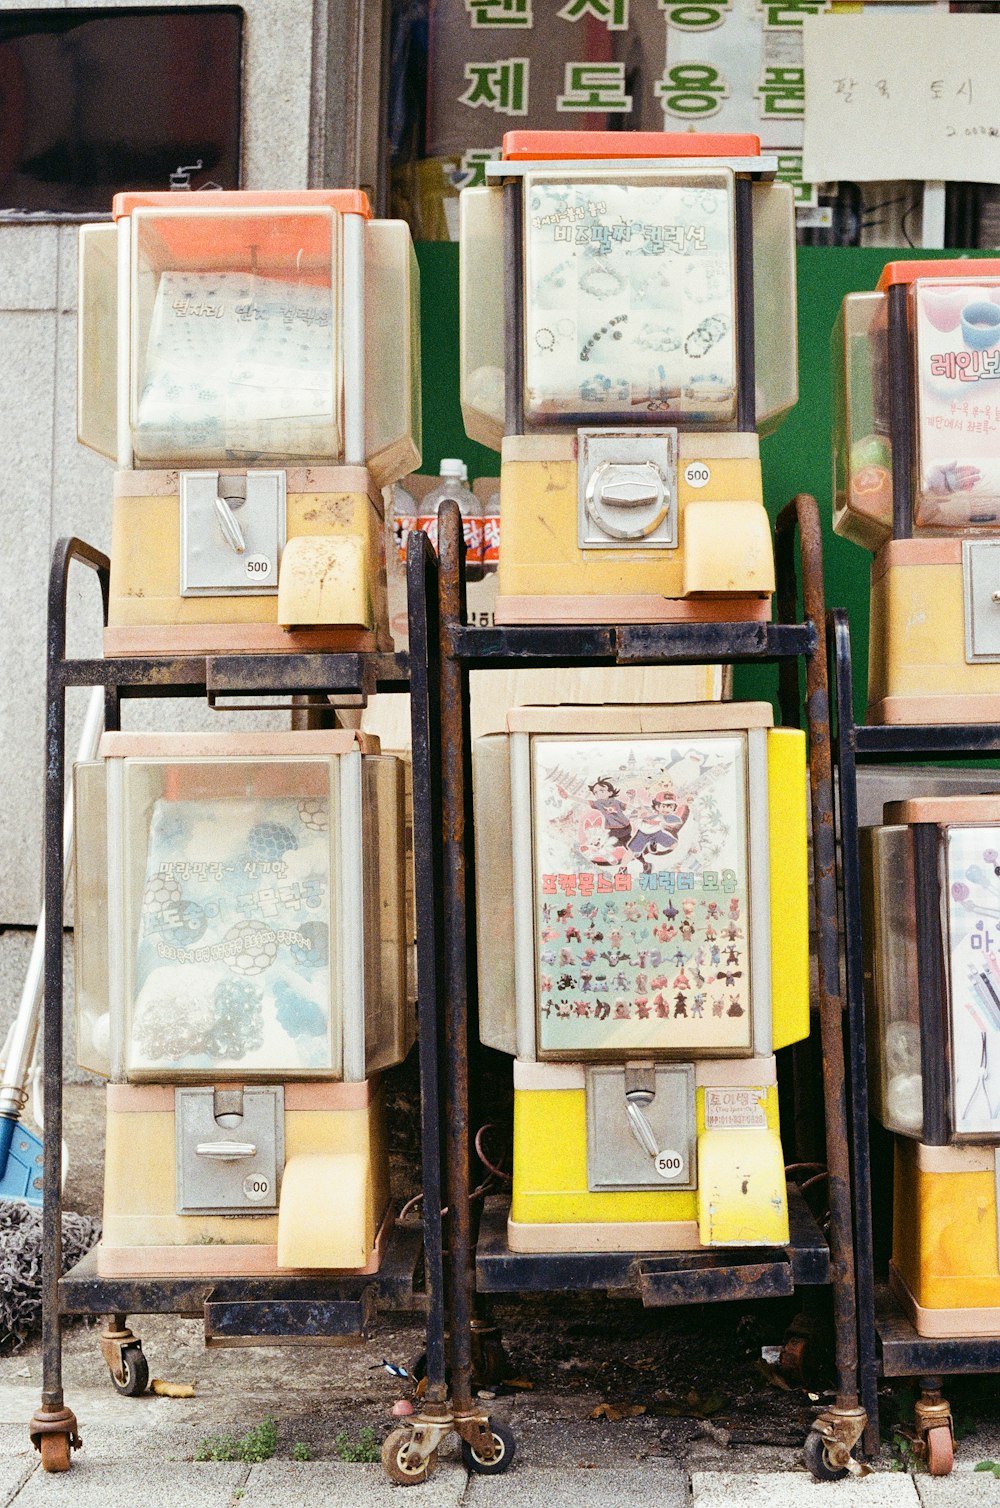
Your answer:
(830, 605), (1000, 1465)
(395, 495), (867, 1479)
(29, 536), (434, 1470)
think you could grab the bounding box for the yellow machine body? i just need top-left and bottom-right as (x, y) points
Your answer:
(510, 1076), (787, 1248)
(495, 433), (774, 624)
(98, 1081), (389, 1277)
(891, 1138), (1000, 1335)
(506, 725), (808, 1250)
(106, 465), (389, 657)
(868, 538), (1000, 724)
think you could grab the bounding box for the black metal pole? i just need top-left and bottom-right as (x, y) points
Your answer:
(406, 530), (449, 1404)
(830, 609), (881, 1457)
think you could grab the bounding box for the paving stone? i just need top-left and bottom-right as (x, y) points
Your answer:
(917, 1472), (1000, 1504)
(243, 1459), (467, 1504)
(0, 1459), (35, 1507)
(467, 1462), (688, 1505)
(10, 1459), (244, 1505)
(691, 1469), (921, 1505)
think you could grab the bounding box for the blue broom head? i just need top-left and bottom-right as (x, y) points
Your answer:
(0, 1116), (43, 1206)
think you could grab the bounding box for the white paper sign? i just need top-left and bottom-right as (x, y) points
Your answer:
(802, 14), (1000, 184)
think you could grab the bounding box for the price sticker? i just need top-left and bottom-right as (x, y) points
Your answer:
(655, 1149), (684, 1181)
(242, 1174), (271, 1202)
(683, 462), (711, 489)
(244, 554), (273, 582)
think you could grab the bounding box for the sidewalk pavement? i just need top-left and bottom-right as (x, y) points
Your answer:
(0, 1406), (996, 1507)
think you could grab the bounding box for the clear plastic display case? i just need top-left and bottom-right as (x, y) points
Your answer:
(860, 825), (922, 1136)
(832, 292), (892, 550)
(74, 735), (409, 1083)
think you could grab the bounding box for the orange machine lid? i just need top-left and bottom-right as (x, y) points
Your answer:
(502, 131), (761, 161)
(113, 189), (371, 220)
(877, 257), (1000, 290)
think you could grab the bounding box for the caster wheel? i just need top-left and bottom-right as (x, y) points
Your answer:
(803, 1429), (848, 1482)
(461, 1421), (516, 1476)
(39, 1433), (71, 1473)
(381, 1426), (437, 1486)
(926, 1424), (954, 1476)
(110, 1345), (149, 1397)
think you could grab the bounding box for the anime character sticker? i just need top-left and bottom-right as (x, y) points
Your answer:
(532, 734), (751, 1055)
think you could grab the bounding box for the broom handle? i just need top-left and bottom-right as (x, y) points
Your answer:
(0, 688), (105, 1129)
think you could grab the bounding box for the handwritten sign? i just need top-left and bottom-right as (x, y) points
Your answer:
(802, 14), (1000, 184)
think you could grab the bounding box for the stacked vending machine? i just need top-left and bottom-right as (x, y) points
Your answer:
(67, 187), (421, 1321)
(77, 189), (420, 655)
(863, 798), (1000, 1337)
(460, 133), (810, 1253)
(74, 729), (411, 1288)
(833, 258), (1000, 725)
(460, 130), (798, 626)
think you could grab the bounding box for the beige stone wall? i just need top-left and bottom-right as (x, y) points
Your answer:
(0, 0), (316, 928)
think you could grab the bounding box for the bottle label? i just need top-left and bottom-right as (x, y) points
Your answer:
(482, 514), (500, 567)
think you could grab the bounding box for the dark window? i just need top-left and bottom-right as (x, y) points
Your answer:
(0, 7), (243, 215)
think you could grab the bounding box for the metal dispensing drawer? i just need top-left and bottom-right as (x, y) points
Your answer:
(586, 1063), (696, 1193)
(176, 1086), (284, 1215)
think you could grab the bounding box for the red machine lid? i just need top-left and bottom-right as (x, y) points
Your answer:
(113, 189), (371, 220)
(502, 131), (761, 161)
(877, 257), (1000, 290)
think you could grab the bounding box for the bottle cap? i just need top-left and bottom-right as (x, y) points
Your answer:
(439, 458), (465, 480)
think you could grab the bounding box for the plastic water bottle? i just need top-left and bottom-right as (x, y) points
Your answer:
(418, 459), (483, 578)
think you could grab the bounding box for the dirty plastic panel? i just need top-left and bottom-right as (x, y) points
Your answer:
(832, 291), (893, 550)
(751, 181), (797, 434)
(862, 825), (923, 1137)
(460, 185), (506, 452)
(364, 220), (422, 487)
(521, 167), (737, 427)
(77, 223), (119, 462)
(129, 206), (342, 465)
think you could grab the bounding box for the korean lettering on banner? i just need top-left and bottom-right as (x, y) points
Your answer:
(532, 735), (753, 1056)
(450, 0), (827, 216)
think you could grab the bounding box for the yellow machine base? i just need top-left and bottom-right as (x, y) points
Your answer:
(107, 465), (391, 656)
(891, 1138), (1000, 1329)
(98, 1082), (390, 1278)
(511, 1079), (790, 1250)
(868, 539), (1000, 724)
(496, 435), (774, 613)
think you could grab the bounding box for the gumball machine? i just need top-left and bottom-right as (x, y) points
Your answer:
(459, 131), (797, 625)
(473, 701), (809, 1252)
(73, 728), (411, 1292)
(77, 190), (420, 654)
(864, 795), (1000, 1337)
(832, 258), (1000, 723)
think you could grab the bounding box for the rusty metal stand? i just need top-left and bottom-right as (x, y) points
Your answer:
(31, 536), (430, 1473)
(396, 496), (866, 1481)
(830, 606), (1000, 1472)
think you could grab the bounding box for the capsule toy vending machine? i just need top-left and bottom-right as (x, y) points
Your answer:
(863, 795), (1000, 1337)
(832, 258), (1000, 723)
(473, 702), (809, 1252)
(77, 189), (420, 654)
(459, 131), (798, 626)
(73, 728), (412, 1293)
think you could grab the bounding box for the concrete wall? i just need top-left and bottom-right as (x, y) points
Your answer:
(0, 0), (317, 936)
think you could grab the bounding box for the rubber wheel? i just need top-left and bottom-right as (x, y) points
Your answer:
(803, 1429), (848, 1482)
(38, 1433), (71, 1473)
(461, 1420), (516, 1476)
(110, 1345), (149, 1397)
(381, 1426), (437, 1485)
(926, 1424), (954, 1476)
